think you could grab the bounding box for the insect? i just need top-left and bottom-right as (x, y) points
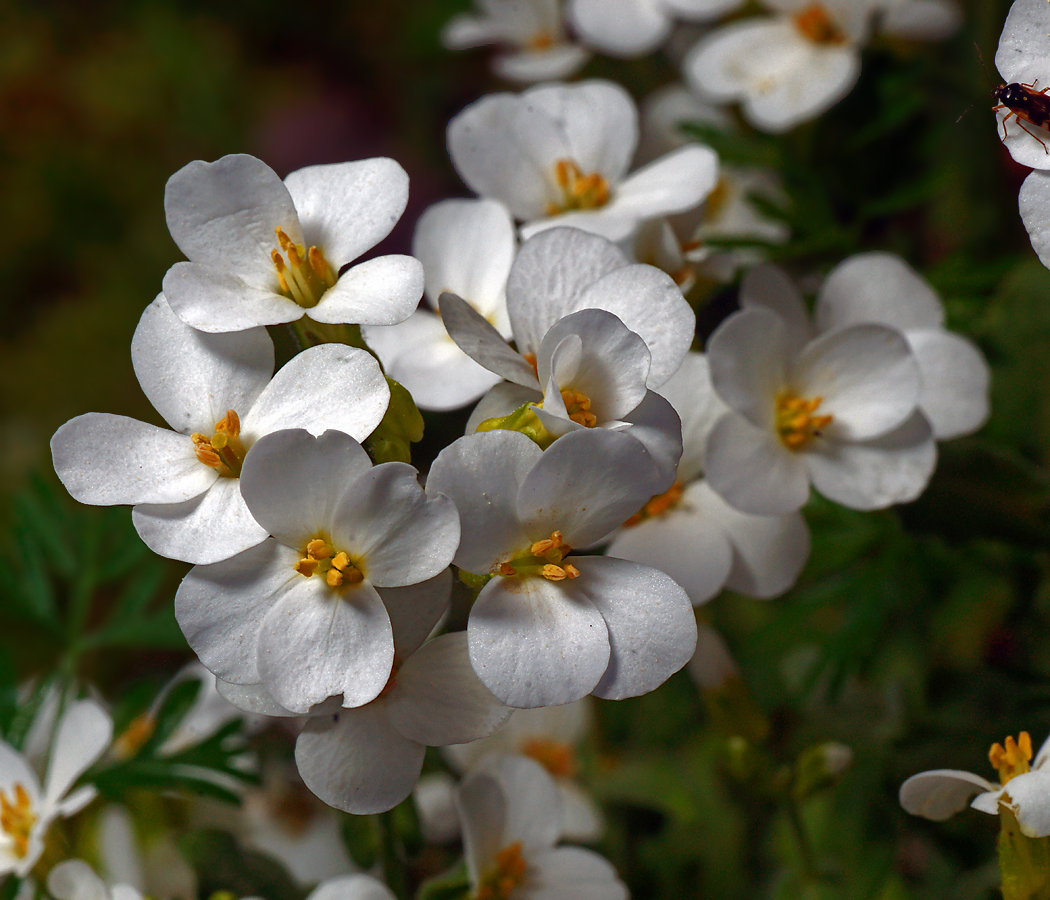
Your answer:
(992, 81), (1050, 153)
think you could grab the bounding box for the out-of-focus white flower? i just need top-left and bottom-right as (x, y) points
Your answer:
(447, 80), (719, 241)
(607, 352), (810, 604)
(96, 805), (197, 900)
(684, 0), (881, 133)
(995, 0), (1050, 170)
(304, 874), (398, 900)
(442, 0), (590, 82)
(901, 731), (1050, 838)
(427, 428), (697, 708)
(48, 859), (143, 900)
(175, 429), (460, 716)
(363, 198), (515, 412)
(52, 295), (390, 566)
(569, 0), (744, 58)
(456, 756), (627, 900)
(877, 0), (960, 40)
(162, 154), (423, 333)
(0, 700), (112, 877)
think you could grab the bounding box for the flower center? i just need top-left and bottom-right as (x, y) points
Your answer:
(521, 737), (576, 778)
(793, 4), (847, 44)
(703, 176), (733, 225)
(294, 538), (364, 588)
(191, 409), (246, 477)
(527, 31), (554, 50)
(271, 226), (337, 309)
(475, 842), (527, 900)
(623, 481), (685, 527)
(0, 784), (36, 860)
(546, 160), (611, 216)
(990, 732), (1033, 785)
(775, 392), (832, 451)
(540, 388), (597, 427)
(497, 531), (580, 582)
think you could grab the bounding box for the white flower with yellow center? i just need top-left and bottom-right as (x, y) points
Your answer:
(900, 731), (1050, 838)
(683, 0), (880, 133)
(447, 80), (719, 241)
(607, 353), (810, 605)
(162, 153), (424, 333)
(442, 0), (590, 82)
(427, 428), (697, 708)
(995, 0), (1050, 171)
(175, 429), (461, 717)
(51, 296), (390, 565)
(363, 198), (515, 412)
(703, 295), (933, 515)
(569, 0), (744, 58)
(0, 700), (112, 877)
(457, 756), (627, 900)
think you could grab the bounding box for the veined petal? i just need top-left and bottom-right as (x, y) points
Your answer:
(131, 294), (274, 434)
(996, 0), (1050, 87)
(569, 557), (696, 700)
(43, 700), (113, 811)
(387, 632), (511, 746)
(215, 679), (298, 717)
(241, 344), (389, 444)
(52, 414), (216, 507)
(468, 576), (610, 708)
(132, 477), (267, 565)
(296, 705), (424, 815)
(907, 329), (990, 439)
(283, 158), (410, 269)
(526, 846), (629, 900)
(257, 577), (393, 713)
(175, 539), (302, 685)
(381, 571), (452, 664)
(329, 462), (460, 588)
(440, 292), (541, 389)
(899, 769), (997, 820)
(655, 352), (726, 482)
(570, 0), (671, 57)
(162, 262), (302, 333)
(620, 390), (684, 494)
(310, 255), (424, 327)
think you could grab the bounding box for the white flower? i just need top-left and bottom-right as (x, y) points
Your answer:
(704, 291), (934, 514)
(0, 700), (112, 877)
(995, 0), (1050, 170)
(48, 859), (143, 900)
(175, 429), (460, 716)
(162, 154), (424, 333)
(304, 875), (399, 900)
(743, 257), (990, 440)
(447, 80), (720, 241)
(456, 755), (627, 900)
(684, 0), (880, 133)
(96, 806), (197, 900)
(607, 352), (810, 604)
(1018, 169), (1050, 269)
(51, 295), (390, 565)
(442, 0), (590, 82)
(877, 0), (960, 40)
(427, 428), (697, 708)
(216, 573), (511, 815)
(363, 198), (515, 412)
(900, 731), (1050, 838)
(569, 0), (744, 57)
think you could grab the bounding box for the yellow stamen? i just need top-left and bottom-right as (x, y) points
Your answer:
(496, 532), (579, 581)
(113, 713), (156, 759)
(521, 737), (576, 778)
(271, 226), (337, 309)
(793, 4), (847, 44)
(295, 539), (364, 588)
(0, 784), (36, 860)
(528, 31), (554, 50)
(476, 842), (528, 900)
(306, 539), (331, 560)
(522, 353), (539, 377)
(191, 409), (246, 476)
(775, 392), (833, 451)
(990, 732), (1033, 785)
(623, 481), (685, 527)
(545, 159), (611, 216)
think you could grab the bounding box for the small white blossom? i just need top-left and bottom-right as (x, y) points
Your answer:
(569, 0), (744, 58)
(48, 859), (143, 900)
(163, 154), (424, 333)
(995, 0), (1050, 170)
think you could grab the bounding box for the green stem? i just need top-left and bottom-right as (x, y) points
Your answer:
(785, 796), (819, 883)
(376, 809), (408, 900)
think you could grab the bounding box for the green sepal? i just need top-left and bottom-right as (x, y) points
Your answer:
(458, 569), (494, 592)
(476, 402), (555, 449)
(418, 860), (472, 900)
(998, 802), (1050, 900)
(366, 378), (425, 465)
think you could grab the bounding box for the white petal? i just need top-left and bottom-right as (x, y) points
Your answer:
(162, 263), (302, 333)
(47, 860), (111, 900)
(996, 103), (1050, 171)
(215, 679), (298, 717)
(426, 430), (540, 574)
(0, 743), (41, 804)
(175, 539), (301, 685)
(131, 294), (274, 434)
(740, 264), (812, 341)
(1001, 771), (1050, 837)
(570, 0), (671, 57)
(382, 570), (452, 663)
(413, 197), (515, 318)
(306, 874), (397, 900)
(815, 252), (944, 332)
(996, 0), (1050, 86)
(704, 412), (810, 514)
(792, 324), (919, 441)
(664, 0), (744, 17)
(329, 462), (460, 587)
(164, 154), (300, 286)
(241, 344), (389, 443)
(52, 414), (215, 506)
(558, 781), (605, 842)
(44, 700), (113, 810)
(495, 45), (592, 82)
(880, 0), (960, 39)
(688, 622), (739, 689)
(655, 352), (727, 481)
(1018, 171), (1050, 267)
(620, 390), (685, 493)
(468, 577), (610, 708)
(804, 412), (936, 510)
(439, 292), (540, 389)
(257, 578), (393, 713)
(568, 556), (696, 700)
(296, 705), (424, 815)
(132, 476), (267, 565)
(238, 429), (374, 548)
(311, 255), (424, 327)
(387, 632), (510, 745)
(906, 329), (990, 439)
(899, 769), (996, 820)
(284, 158), (409, 269)
(526, 846), (628, 900)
